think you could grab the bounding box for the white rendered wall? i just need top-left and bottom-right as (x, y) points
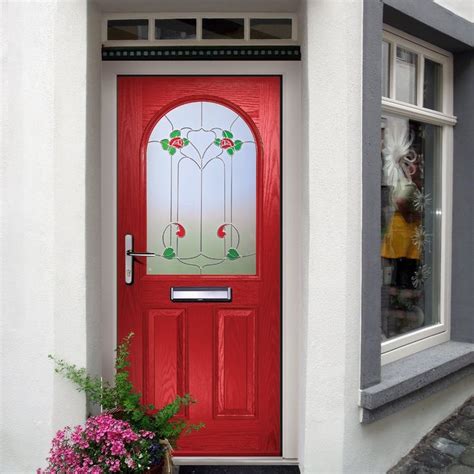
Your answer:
(0, 1), (101, 472)
(434, 0), (474, 22)
(300, 1), (474, 473)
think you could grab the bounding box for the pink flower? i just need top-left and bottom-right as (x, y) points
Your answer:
(38, 414), (154, 473)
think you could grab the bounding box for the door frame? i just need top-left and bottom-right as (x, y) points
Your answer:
(101, 61), (302, 462)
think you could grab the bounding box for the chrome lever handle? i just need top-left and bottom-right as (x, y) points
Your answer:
(126, 250), (157, 257)
(125, 234), (157, 284)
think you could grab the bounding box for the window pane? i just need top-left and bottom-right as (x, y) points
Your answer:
(147, 101), (256, 275)
(381, 116), (442, 340)
(155, 19), (196, 40)
(202, 18), (244, 40)
(382, 41), (390, 97)
(250, 18), (292, 39)
(396, 47), (418, 104)
(107, 19), (148, 41)
(424, 58), (443, 111)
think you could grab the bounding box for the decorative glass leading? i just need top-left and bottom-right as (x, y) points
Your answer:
(147, 101), (257, 275)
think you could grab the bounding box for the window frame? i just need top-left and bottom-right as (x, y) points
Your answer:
(102, 12), (298, 46)
(381, 26), (456, 365)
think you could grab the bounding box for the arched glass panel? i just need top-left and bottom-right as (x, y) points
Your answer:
(146, 101), (257, 275)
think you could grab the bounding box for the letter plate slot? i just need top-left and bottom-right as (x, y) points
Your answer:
(170, 287), (232, 302)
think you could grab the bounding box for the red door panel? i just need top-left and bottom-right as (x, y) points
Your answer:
(118, 76), (281, 456)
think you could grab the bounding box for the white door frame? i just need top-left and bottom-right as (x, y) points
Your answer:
(101, 61), (302, 463)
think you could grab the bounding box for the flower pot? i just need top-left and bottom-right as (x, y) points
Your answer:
(148, 460), (163, 473)
(149, 459), (177, 474)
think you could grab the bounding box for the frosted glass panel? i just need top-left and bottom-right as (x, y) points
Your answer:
(147, 101), (256, 275)
(396, 47), (418, 105)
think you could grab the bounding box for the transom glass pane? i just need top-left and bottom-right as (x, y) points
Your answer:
(382, 41), (390, 97)
(396, 46), (418, 104)
(424, 58), (443, 112)
(155, 19), (196, 40)
(202, 18), (245, 39)
(107, 19), (148, 41)
(381, 116), (442, 340)
(147, 101), (257, 275)
(250, 18), (292, 39)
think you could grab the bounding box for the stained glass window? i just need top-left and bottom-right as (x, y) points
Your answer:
(147, 101), (257, 275)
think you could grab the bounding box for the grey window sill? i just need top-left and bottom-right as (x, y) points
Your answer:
(360, 341), (474, 423)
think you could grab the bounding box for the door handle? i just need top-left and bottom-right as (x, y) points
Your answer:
(125, 234), (156, 284)
(126, 251), (157, 257)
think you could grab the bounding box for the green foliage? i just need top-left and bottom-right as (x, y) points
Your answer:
(163, 247), (176, 259)
(160, 138), (169, 150)
(49, 333), (203, 446)
(226, 248), (240, 260)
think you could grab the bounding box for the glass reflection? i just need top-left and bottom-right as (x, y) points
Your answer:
(381, 116), (441, 339)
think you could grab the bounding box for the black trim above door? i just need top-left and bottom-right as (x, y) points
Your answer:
(101, 45), (301, 61)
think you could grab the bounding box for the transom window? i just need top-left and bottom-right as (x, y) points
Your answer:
(380, 27), (455, 364)
(103, 14), (297, 45)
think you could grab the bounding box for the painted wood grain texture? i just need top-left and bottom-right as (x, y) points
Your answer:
(118, 76), (281, 456)
(216, 309), (256, 418)
(145, 309), (187, 415)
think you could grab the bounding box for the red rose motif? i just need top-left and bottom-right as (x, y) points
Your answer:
(217, 224), (227, 238)
(174, 223), (186, 238)
(220, 138), (234, 150)
(169, 137), (184, 149)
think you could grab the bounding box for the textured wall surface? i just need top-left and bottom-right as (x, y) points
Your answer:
(299, 1), (474, 473)
(300, 0), (363, 471)
(0, 1), (101, 472)
(434, 0), (474, 21)
(0, 0), (472, 472)
(451, 50), (474, 343)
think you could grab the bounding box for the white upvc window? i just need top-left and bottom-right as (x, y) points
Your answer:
(380, 26), (456, 365)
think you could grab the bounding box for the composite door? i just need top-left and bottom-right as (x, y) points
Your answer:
(118, 76), (281, 456)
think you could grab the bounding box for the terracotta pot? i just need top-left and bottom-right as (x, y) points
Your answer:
(148, 460), (164, 473)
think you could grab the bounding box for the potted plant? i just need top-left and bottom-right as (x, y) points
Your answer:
(38, 334), (203, 473)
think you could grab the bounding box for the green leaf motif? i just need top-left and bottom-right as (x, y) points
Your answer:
(214, 138), (221, 146)
(160, 139), (169, 150)
(163, 247), (176, 259)
(227, 248), (240, 260)
(222, 130), (234, 139)
(234, 140), (243, 151)
(170, 130), (181, 138)
(169, 147), (177, 156)
(226, 147), (235, 156)
(183, 138), (190, 146)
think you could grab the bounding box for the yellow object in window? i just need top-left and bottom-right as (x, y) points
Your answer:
(381, 211), (421, 260)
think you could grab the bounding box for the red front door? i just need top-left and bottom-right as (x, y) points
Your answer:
(118, 76), (281, 456)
